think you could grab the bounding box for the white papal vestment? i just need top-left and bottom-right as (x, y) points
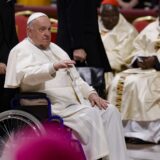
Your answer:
(4, 39), (128, 160)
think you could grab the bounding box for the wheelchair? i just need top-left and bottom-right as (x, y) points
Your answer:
(0, 92), (64, 158)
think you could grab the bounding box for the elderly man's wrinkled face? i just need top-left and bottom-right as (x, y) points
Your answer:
(27, 16), (51, 49)
(100, 5), (119, 30)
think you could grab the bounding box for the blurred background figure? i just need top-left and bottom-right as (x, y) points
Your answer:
(99, 0), (138, 89)
(16, 0), (51, 6)
(117, 0), (139, 9)
(137, 0), (159, 9)
(0, 0), (18, 111)
(118, 0), (159, 9)
(56, 0), (111, 71)
(51, 0), (56, 5)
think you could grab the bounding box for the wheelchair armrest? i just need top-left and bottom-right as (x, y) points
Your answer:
(11, 92), (52, 121)
(11, 92), (48, 105)
(14, 92), (47, 99)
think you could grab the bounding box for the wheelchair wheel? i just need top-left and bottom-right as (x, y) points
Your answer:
(0, 110), (45, 157)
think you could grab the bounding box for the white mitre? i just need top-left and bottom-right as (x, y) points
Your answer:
(27, 12), (47, 24)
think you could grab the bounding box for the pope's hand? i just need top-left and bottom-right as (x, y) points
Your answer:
(88, 93), (109, 110)
(53, 60), (76, 70)
(0, 63), (6, 74)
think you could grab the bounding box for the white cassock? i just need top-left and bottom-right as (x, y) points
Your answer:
(99, 14), (138, 89)
(108, 19), (160, 143)
(99, 14), (138, 72)
(5, 38), (128, 160)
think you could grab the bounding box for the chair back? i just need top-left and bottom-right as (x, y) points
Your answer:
(50, 18), (58, 43)
(132, 16), (156, 32)
(15, 11), (33, 41)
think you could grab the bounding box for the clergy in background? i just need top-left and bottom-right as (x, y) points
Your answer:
(99, 0), (138, 89)
(107, 7), (160, 143)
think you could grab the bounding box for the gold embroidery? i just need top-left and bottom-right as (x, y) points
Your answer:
(115, 75), (127, 112)
(154, 34), (160, 51)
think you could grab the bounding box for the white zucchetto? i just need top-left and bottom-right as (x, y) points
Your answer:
(27, 12), (47, 25)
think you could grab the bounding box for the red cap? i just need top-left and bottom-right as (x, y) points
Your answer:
(101, 0), (119, 6)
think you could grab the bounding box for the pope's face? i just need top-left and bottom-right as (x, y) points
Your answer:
(28, 16), (51, 49)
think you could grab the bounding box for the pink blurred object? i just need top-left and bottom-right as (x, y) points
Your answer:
(2, 122), (86, 160)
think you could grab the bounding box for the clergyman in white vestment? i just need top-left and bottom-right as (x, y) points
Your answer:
(4, 12), (128, 160)
(98, 2), (138, 90)
(99, 2), (138, 72)
(108, 17), (160, 143)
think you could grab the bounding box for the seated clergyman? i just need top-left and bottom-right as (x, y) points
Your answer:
(108, 15), (160, 143)
(4, 12), (128, 160)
